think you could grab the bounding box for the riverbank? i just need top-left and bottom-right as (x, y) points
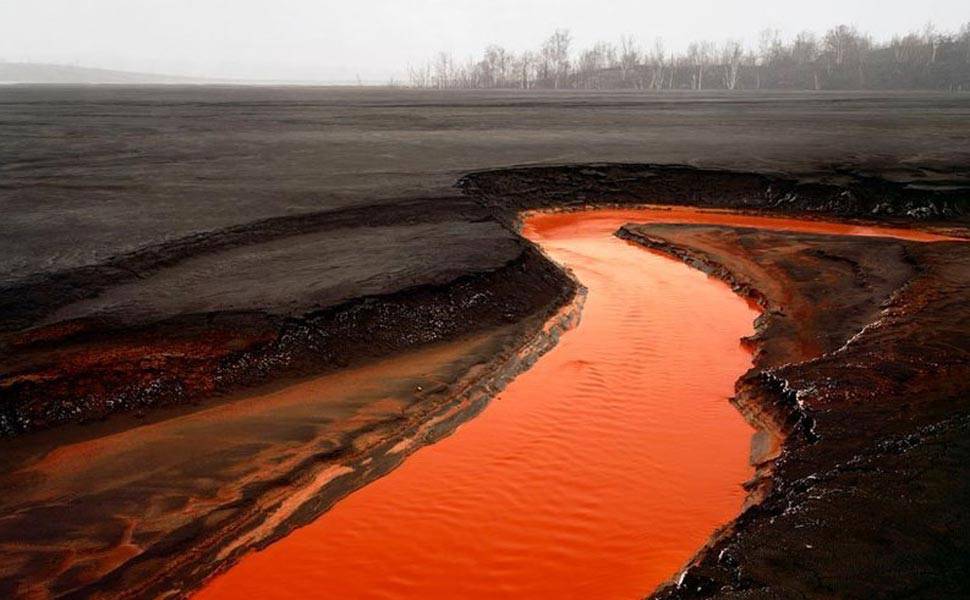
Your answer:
(193, 208), (762, 600)
(0, 286), (581, 599)
(618, 223), (970, 598)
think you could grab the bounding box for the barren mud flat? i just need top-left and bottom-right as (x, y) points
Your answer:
(1, 87), (970, 598)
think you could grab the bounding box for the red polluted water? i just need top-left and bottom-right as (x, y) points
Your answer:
(197, 208), (945, 600)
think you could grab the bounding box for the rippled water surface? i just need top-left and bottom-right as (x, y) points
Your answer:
(197, 208), (769, 599)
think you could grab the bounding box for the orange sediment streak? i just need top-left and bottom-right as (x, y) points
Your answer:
(195, 208), (943, 599)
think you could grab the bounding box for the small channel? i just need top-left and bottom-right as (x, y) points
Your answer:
(195, 207), (946, 599)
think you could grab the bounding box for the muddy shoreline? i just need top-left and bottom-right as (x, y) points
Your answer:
(618, 224), (970, 598)
(4, 164), (966, 437)
(2, 162), (969, 598)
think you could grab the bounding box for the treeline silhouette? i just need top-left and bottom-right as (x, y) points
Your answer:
(406, 24), (970, 91)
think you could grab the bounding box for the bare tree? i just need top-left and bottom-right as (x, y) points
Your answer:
(961, 23), (970, 63)
(542, 29), (572, 88)
(516, 51), (536, 89)
(618, 35), (640, 87)
(923, 23), (941, 64)
(576, 42), (616, 88)
(647, 38), (666, 90)
(755, 29), (782, 88)
(687, 41), (714, 89)
(824, 25), (859, 67)
(721, 39), (744, 90)
(792, 31), (819, 64)
(407, 61), (432, 88)
(433, 52), (453, 89)
(411, 23), (970, 91)
(480, 45), (510, 88)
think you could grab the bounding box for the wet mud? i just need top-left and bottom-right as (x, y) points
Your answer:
(618, 223), (970, 598)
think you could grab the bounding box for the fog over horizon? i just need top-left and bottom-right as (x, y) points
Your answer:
(1, 0), (967, 82)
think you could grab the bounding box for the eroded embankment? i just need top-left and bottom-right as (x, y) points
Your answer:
(617, 223), (970, 598)
(0, 272), (581, 600)
(0, 202), (570, 436)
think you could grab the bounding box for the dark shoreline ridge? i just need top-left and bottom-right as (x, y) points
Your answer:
(2, 163), (967, 437)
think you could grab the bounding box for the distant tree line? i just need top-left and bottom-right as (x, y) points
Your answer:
(406, 23), (970, 91)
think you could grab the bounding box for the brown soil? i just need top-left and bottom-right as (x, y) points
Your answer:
(618, 224), (970, 599)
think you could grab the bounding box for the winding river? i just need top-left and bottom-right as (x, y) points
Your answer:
(196, 208), (947, 599)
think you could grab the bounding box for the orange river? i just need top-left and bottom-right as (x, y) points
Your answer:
(195, 208), (951, 599)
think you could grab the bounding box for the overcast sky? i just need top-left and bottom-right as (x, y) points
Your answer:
(1, 0), (966, 82)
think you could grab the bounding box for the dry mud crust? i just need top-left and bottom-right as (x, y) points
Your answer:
(0, 197), (497, 332)
(618, 224), (970, 599)
(0, 198), (574, 436)
(459, 163), (969, 223)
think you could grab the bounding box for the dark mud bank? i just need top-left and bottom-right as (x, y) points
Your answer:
(618, 224), (970, 599)
(460, 163), (969, 222)
(0, 243), (571, 436)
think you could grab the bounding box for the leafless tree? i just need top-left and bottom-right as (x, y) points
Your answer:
(961, 23), (970, 63)
(754, 29), (782, 88)
(923, 23), (941, 64)
(792, 32), (819, 64)
(433, 52), (453, 89)
(687, 41), (714, 89)
(892, 32), (924, 64)
(480, 45), (510, 88)
(407, 62), (432, 88)
(542, 29), (572, 89)
(515, 51), (536, 89)
(618, 35), (640, 86)
(647, 38), (666, 90)
(410, 23), (970, 91)
(825, 25), (859, 67)
(577, 42), (616, 88)
(721, 39), (744, 90)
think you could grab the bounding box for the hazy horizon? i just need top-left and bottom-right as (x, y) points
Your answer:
(1, 0), (967, 82)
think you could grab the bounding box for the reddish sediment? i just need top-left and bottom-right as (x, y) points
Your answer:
(194, 209), (761, 599)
